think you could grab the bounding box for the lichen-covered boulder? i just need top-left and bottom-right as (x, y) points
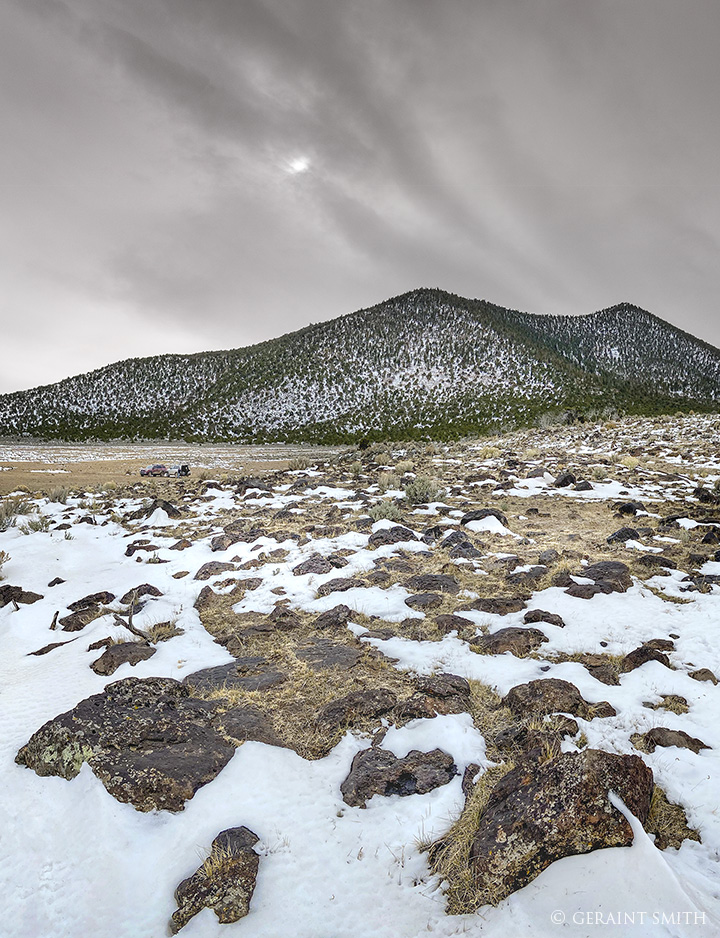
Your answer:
(15, 677), (234, 812)
(171, 827), (260, 933)
(467, 749), (653, 905)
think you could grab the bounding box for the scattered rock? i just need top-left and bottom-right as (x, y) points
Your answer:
(316, 689), (398, 729)
(169, 539), (192, 551)
(59, 607), (104, 632)
(15, 677), (233, 812)
(214, 706), (285, 747)
(689, 668), (718, 684)
(195, 561), (235, 581)
(470, 627), (548, 656)
(553, 471), (576, 488)
(621, 645), (672, 673)
(340, 747), (457, 807)
(523, 609), (565, 628)
(292, 553), (334, 576)
(368, 526), (418, 548)
(632, 727), (710, 755)
(90, 642), (156, 676)
(573, 480), (593, 492)
(295, 639), (362, 671)
(460, 508), (508, 527)
(465, 749), (653, 906)
(210, 533), (241, 552)
(503, 679), (616, 720)
(184, 658), (287, 693)
(405, 592), (443, 610)
(583, 560), (633, 592)
(607, 526), (640, 544)
(312, 604), (353, 630)
(457, 597), (526, 616)
(119, 583), (163, 605)
(416, 673), (471, 701)
(537, 549), (559, 566)
(405, 573), (460, 594)
(0, 585), (44, 607)
(506, 565), (548, 586)
(127, 498), (181, 521)
(170, 827), (260, 933)
(316, 577), (364, 597)
(47, 577), (65, 588)
(434, 613), (473, 633)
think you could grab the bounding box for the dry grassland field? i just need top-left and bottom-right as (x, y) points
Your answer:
(0, 443), (339, 496)
(1, 414), (720, 938)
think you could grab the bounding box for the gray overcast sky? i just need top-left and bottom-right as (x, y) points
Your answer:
(2, 0), (720, 393)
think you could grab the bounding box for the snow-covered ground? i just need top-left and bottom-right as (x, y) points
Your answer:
(2, 417), (720, 937)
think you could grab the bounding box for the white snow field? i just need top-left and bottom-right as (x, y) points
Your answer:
(1, 416), (720, 937)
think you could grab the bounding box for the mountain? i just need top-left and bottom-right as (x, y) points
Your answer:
(1, 288), (719, 443)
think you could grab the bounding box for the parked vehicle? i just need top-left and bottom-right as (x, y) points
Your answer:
(140, 464), (170, 477)
(170, 464), (191, 477)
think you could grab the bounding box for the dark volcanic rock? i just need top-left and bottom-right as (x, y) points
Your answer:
(67, 591), (115, 611)
(607, 526), (640, 544)
(503, 679), (616, 720)
(15, 677), (234, 812)
(633, 727), (710, 755)
(316, 577), (363, 597)
(119, 583), (163, 605)
(316, 688), (398, 729)
(583, 561), (633, 592)
(292, 553), (334, 576)
(295, 639), (361, 671)
(690, 668), (718, 684)
(565, 582), (607, 600)
(438, 530), (472, 550)
(0, 585), (44, 607)
(466, 750), (653, 906)
(405, 592), (443, 610)
(210, 533), (241, 552)
(405, 573), (460, 594)
(537, 549), (559, 566)
(171, 827), (260, 933)
(434, 613), (474, 633)
(214, 706), (285, 747)
(493, 715), (579, 757)
(313, 604), (353, 630)
(195, 561), (235, 581)
(573, 480), (593, 492)
(184, 658), (287, 693)
(460, 508), (508, 527)
(506, 565), (548, 586)
(457, 597), (526, 616)
(553, 471), (576, 488)
(59, 606), (104, 632)
(523, 609), (565, 628)
(90, 642), (156, 676)
(127, 498), (182, 520)
(416, 673), (471, 699)
(368, 525), (418, 548)
(340, 747), (457, 807)
(470, 627), (548, 657)
(621, 645), (672, 673)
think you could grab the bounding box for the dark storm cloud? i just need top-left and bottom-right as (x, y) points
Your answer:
(2, 0), (720, 392)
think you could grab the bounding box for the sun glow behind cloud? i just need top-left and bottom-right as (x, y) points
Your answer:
(285, 156), (311, 174)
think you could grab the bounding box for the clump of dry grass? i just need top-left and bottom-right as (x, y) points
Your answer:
(146, 620), (184, 643)
(428, 762), (513, 913)
(645, 786), (701, 850)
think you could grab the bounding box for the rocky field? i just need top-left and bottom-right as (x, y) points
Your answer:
(1, 414), (719, 937)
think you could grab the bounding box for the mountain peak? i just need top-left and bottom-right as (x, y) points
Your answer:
(0, 291), (717, 442)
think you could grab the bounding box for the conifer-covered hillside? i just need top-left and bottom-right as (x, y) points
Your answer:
(1, 289), (718, 442)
